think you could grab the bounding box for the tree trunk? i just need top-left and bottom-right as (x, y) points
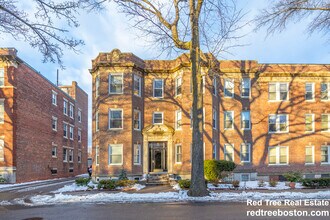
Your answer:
(187, 1), (209, 197)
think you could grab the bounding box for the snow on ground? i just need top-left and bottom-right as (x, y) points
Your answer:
(131, 184), (146, 191)
(52, 183), (145, 193)
(0, 178), (65, 189)
(207, 181), (303, 191)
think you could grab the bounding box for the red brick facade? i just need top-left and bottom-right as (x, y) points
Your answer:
(0, 48), (88, 183)
(91, 49), (330, 181)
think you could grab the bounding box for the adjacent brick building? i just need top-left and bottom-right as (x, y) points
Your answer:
(0, 48), (88, 183)
(91, 49), (330, 181)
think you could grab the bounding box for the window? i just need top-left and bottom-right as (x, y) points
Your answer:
(0, 99), (4, 124)
(133, 144), (141, 165)
(95, 146), (99, 165)
(78, 129), (81, 142)
(63, 123), (68, 138)
(305, 114), (314, 132)
(269, 82), (288, 101)
(96, 111), (99, 131)
(109, 109), (123, 129)
(241, 174), (249, 182)
(52, 117), (57, 131)
(63, 148), (68, 162)
(63, 100), (68, 115)
(153, 79), (163, 98)
(109, 73), (123, 94)
(321, 114), (330, 132)
(134, 75), (141, 96)
(321, 83), (330, 101)
(0, 139), (4, 161)
(241, 111), (251, 130)
(224, 144), (234, 161)
(153, 112), (163, 124)
(52, 146), (57, 158)
(190, 109), (193, 128)
(69, 126), (74, 140)
(108, 144), (123, 165)
(212, 109), (217, 129)
(133, 110), (141, 130)
(0, 68), (4, 86)
(95, 76), (100, 97)
(241, 78), (250, 98)
(78, 150), (82, 163)
(69, 104), (74, 119)
(224, 111), (234, 129)
(175, 110), (182, 130)
(268, 114), (288, 133)
(69, 149), (73, 162)
(268, 146), (288, 165)
(305, 146), (314, 164)
(305, 83), (314, 101)
(240, 143), (251, 162)
(78, 110), (82, 122)
(224, 79), (234, 97)
(52, 91), (57, 105)
(175, 76), (182, 96)
(212, 143), (217, 159)
(175, 144), (182, 163)
(212, 78), (217, 96)
(321, 146), (329, 164)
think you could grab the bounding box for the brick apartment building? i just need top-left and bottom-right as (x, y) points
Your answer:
(0, 48), (88, 183)
(91, 49), (330, 181)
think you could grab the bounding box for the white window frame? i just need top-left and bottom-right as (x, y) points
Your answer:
(52, 116), (58, 131)
(175, 144), (182, 164)
(78, 150), (82, 163)
(52, 90), (57, 106)
(95, 146), (99, 165)
(268, 146), (289, 165)
(108, 144), (123, 165)
(212, 109), (217, 130)
(241, 78), (250, 98)
(224, 111), (234, 130)
(63, 99), (68, 116)
(305, 114), (315, 133)
(305, 146), (314, 165)
(153, 79), (164, 98)
(212, 143), (217, 160)
(241, 111), (251, 130)
(175, 76), (182, 96)
(224, 143), (234, 162)
(153, 112), (163, 125)
(133, 74), (141, 97)
(321, 82), (330, 101)
(69, 103), (74, 119)
(0, 99), (4, 124)
(305, 83), (315, 101)
(96, 110), (99, 132)
(224, 79), (234, 98)
(68, 149), (74, 163)
(321, 145), (330, 164)
(109, 109), (123, 130)
(321, 114), (330, 132)
(52, 145), (57, 158)
(63, 122), (68, 138)
(133, 144), (141, 165)
(268, 114), (289, 133)
(109, 73), (124, 94)
(212, 78), (217, 96)
(0, 68), (4, 87)
(175, 110), (182, 130)
(268, 82), (289, 101)
(78, 109), (82, 123)
(95, 76), (100, 98)
(240, 143), (251, 163)
(0, 139), (4, 161)
(69, 126), (74, 140)
(78, 129), (81, 142)
(133, 109), (141, 131)
(63, 147), (68, 162)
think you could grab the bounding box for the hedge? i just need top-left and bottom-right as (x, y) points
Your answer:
(302, 178), (330, 188)
(204, 160), (236, 182)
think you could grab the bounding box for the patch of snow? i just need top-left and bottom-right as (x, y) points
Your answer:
(0, 178), (66, 190)
(131, 184), (146, 191)
(207, 181), (304, 190)
(52, 183), (89, 193)
(75, 173), (89, 178)
(172, 184), (181, 191)
(0, 200), (12, 206)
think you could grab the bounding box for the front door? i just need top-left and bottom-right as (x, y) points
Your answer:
(149, 142), (167, 172)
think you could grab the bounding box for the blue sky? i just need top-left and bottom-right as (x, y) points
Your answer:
(1, 0), (329, 148)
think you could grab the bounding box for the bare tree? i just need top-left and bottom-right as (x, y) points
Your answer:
(255, 0), (330, 41)
(0, 0), (104, 66)
(89, 0), (245, 197)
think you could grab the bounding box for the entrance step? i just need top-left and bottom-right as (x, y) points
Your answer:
(147, 173), (169, 185)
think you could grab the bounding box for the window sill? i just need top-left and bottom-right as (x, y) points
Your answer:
(134, 163), (141, 166)
(109, 92), (124, 95)
(63, 161), (68, 163)
(240, 96), (250, 99)
(175, 162), (182, 165)
(305, 100), (315, 102)
(52, 156), (57, 159)
(63, 137), (68, 139)
(108, 128), (123, 131)
(268, 100), (289, 102)
(268, 132), (289, 134)
(133, 129), (141, 131)
(305, 163), (315, 166)
(108, 164), (123, 166)
(52, 129), (57, 132)
(268, 164), (289, 166)
(321, 163), (330, 165)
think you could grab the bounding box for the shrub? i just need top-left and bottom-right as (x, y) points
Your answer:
(302, 178), (330, 188)
(116, 180), (137, 187)
(0, 177), (6, 183)
(283, 171), (303, 183)
(178, 179), (191, 189)
(269, 180), (278, 187)
(98, 179), (116, 190)
(204, 160), (236, 182)
(258, 180), (266, 187)
(118, 169), (128, 180)
(75, 177), (91, 186)
(232, 180), (240, 188)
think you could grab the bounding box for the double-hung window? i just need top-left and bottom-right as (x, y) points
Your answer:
(175, 76), (182, 96)
(305, 114), (314, 132)
(268, 146), (288, 165)
(153, 79), (163, 98)
(95, 146), (99, 165)
(0, 68), (4, 86)
(305, 83), (314, 101)
(0, 99), (4, 124)
(212, 109), (217, 129)
(109, 73), (123, 94)
(63, 123), (68, 138)
(63, 148), (68, 162)
(78, 110), (82, 122)
(212, 143), (217, 159)
(241, 111), (251, 130)
(175, 110), (182, 130)
(321, 83), (330, 101)
(224, 79), (234, 97)
(0, 139), (4, 161)
(212, 78), (217, 96)
(224, 144), (234, 162)
(321, 146), (330, 164)
(95, 111), (99, 131)
(69, 126), (74, 140)
(52, 145), (57, 158)
(133, 144), (141, 165)
(69, 104), (74, 119)
(52, 116), (58, 131)
(153, 112), (163, 124)
(78, 150), (82, 163)
(241, 78), (250, 98)
(305, 146), (314, 164)
(133, 110), (141, 130)
(269, 82), (288, 101)
(95, 76), (100, 97)
(134, 75), (141, 96)
(78, 129), (81, 142)
(63, 100), (68, 115)
(69, 149), (73, 162)
(240, 143), (251, 163)
(109, 109), (123, 129)
(321, 114), (330, 132)
(175, 144), (182, 163)
(224, 111), (234, 129)
(108, 144), (123, 165)
(52, 91), (57, 106)
(268, 114), (288, 133)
